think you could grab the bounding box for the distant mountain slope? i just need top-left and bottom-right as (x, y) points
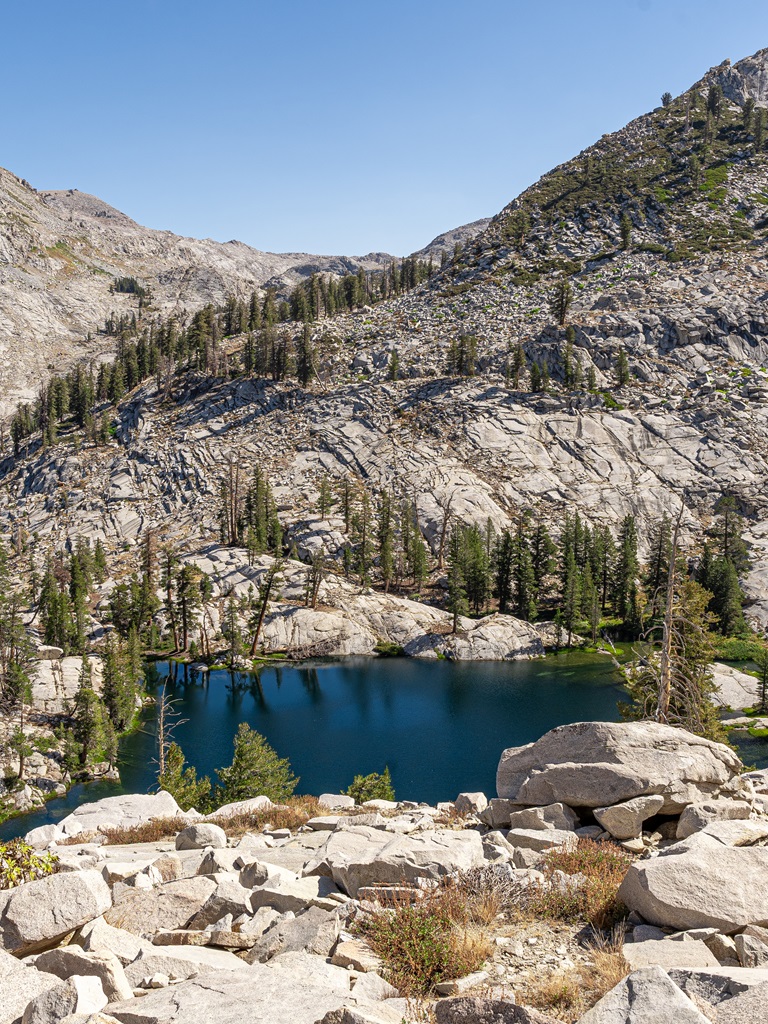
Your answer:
(0, 167), (489, 414)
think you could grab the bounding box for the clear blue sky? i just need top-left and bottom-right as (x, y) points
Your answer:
(2, 1), (767, 256)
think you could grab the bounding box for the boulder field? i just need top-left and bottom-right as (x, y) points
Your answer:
(0, 721), (765, 1023)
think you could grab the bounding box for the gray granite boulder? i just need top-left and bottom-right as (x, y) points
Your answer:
(0, 870), (112, 955)
(496, 722), (743, 812)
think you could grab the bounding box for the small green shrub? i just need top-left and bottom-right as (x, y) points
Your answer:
(344, 766), (395, 803)
(0, 840), (58, 890)
(360, 894), (492, 995)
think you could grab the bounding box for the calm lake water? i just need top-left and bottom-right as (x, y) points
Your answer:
(1, 652), (628, 839)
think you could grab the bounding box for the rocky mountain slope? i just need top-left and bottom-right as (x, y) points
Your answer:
(0, 167), (487, 415)
(2, 48), (768, 643)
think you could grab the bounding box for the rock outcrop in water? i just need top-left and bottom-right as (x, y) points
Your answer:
(0, 723), (765, 1022)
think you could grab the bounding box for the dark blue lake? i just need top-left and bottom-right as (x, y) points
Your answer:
(1, 652), (626, 839)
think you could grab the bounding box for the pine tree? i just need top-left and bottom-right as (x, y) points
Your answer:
(216, 723), (298, 804)
(495, 529), (514, 614)
(388, 350), (400, 381)
(71, 656), (116, 766)
(561, 547), (582, 647)
(159, 741), (212, 811)
(175, 565), (203, 651)
(317, 474), (334, 519)
(549, 276), (573, 327)
(743, 97), (755, 133)
(513, 525), (537, 621)
(620, 212), (632, 250)
(661, 92), (673, 108)
(511, 341), (525, 389)
(615, 514), (639, 621)
(755, 645), (768, 714)
(377, 492), (395, 593)
(296, 324), (315, 386)
(447, 526), (468, 633)
(622, 578), (723, 742)
(645, 514), (673, 619)
(101, 634), (136, 732)
(615, 348), (631, 386)
(707, 83), (723, 121)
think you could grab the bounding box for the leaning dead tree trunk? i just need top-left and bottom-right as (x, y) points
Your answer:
(250, 562), (281, 656)
(657, 503), (685, 724)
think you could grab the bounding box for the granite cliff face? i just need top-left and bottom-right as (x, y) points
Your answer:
(2, 49), (768, 637)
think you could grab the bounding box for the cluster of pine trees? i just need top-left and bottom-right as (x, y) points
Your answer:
(0, 535), (145, 784)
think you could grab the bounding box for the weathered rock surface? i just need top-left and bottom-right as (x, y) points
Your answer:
(34, 945), (133, 1002)
(622, 938), (720, 972)
(594, 795), (665, 840)
(243, 905), (340, 963)
(57, 793), (183, 838)
(578, 966), (711, 1023)
(22, 975), (108, 1024)
(675, 799), (753, 839)
(0, 950), (60, 1024)
(618, 843), (768, 933)
(106, 964), (351, 1024)
(496, 722), (743, 811)
(175, 823), (227, 850)
(104, 877), (217, 936)
(315, 827), (485, 896)
(0, 870), (112, 954)
(435, 996), (561, 1023)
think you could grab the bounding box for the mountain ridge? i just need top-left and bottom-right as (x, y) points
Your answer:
(0, 165), (487, 415)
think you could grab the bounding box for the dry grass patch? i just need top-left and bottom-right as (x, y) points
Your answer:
(521, 930), (630, 1023)
(99, 816), (190, 845)
(207, 795), (323, 836)
(60, 796), (325, 847)
(526, 840), (633, 929)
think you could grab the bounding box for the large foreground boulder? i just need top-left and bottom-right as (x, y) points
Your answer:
(618, 841), (768, 933)
(104, 877), (217, 936)
(496, 722), (743, 811)
(311, 827), (485, 897)
(0, 870), (112, 954)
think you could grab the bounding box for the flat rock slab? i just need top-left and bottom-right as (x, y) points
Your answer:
(123, 945), (244, 987)
(623, 938), (720, 971)
(58, 792), (182, 836)
(321, 827), (485, 897)
(152, 929), (254, 950)
(106, 964), (350, 1024)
